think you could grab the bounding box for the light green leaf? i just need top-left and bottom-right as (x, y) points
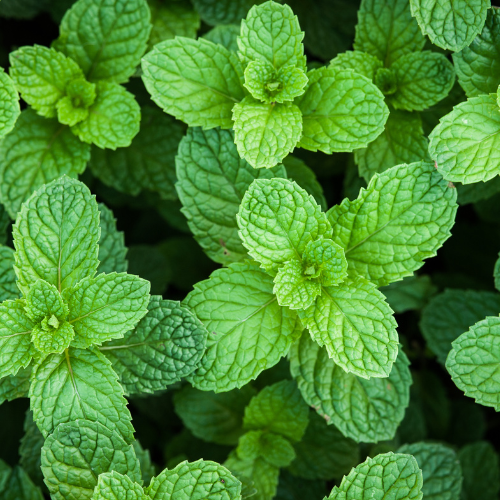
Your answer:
(243, 380), (309, 442)
(192, 0), (259, 26)
(238, 1), (306, 70)
(184, 261), (302, 392)
(0, 462), (44, 500)
(296, 67), (388, 154)
(31, 320), (74, 356)
(56, 78), (97, 127)
(175, 127), (286, 265)
(30, 347), (135, 442)
(100, 296), (207, 395)
(446, 316), (500, 410)
(237, 431), (296, 468)
(91, 106), (184, 198)
(429, 94), (500, 184)
(329, 50), (383, 80)
(141, 37), (245, 129)
(0, 109), (90, 218)
(355, 110), (428, 182)
(0, 246), (19, 302)
(97, 203), (128, 274)
(409, 0), (490, 52)
(302, 239), (348, 286)
(64, 272), (150, 349)
(232, 97), (302, 169)
(9, 45), (84, 118)
(398, 442), (462, 500)
(328, 161), (457, 286)
(388, 51), (455, 111)
(13, 176), (100, 296)
(91, 471), (146, 500)
(237, 178), (331, 272)
(25, 279), (67, 322)
(327, 452), (423, 500)
(146, 459), (242, 500)
(0, 68), (20, 138)
(41, 420), (142, 500)
(71, 82), (140, 150)
(355, 0), (425, 67)
(381, 274), (437, 314)
(203, 24), (240, 52)
(453, 9), (500, 97)
(0, 366), (30, 404)
(54, 0), (152, 83)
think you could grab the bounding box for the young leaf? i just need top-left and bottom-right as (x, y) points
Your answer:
(55, 78), (97, 127)
(91, 471), (146, 500)
(54, 0), (152, 83)
(41, 420), (141, 500)
(97, 203), (128, 274)
(25, 279), (67, 322)
(232, 97), (302, 169)
(329, 50), (383, 80)
(183, 261), (302, 392)
(13, 176), (100, 296)
(290, 333), (411, 443)
(302, 239), (348, 286)
(237, 178), (331, 273)
(328, 161), (457, 286)
(100, 296), (208, 395)
(409, 0), (490, 52)
(0, 109), (90, 218)
(141, 37), (245, 129)
(0, 246), (19, 302)
(175, 127), (286, 265)
(429, 94), (500, 184)
(296, 67), (388, 154)
(30, 347), (135, 442)
(0, 68), (20, 138)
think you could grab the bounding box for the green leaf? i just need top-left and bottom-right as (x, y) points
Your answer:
(146, 459), (242, 500)
(9, 45), (84, 118)
(56, 78), (97, 127)
(0, 462), (44, 500)
(0, 366), (30, 404)
(184, 261), (301, 392)
(446, 316), (500, 410)
(243, 380), (309, 442)
(19, 410), (45, 487)
(237, 431), (296, 468)
(296, 67), (388, 154)
(64, 272), (150, 349)
(327, 452), (423, 500)
(13, 176), (100, 296)
(132, 441), (156, 485)
(25, 279), (67, 322)
(453, 9), (500, 97)
(0, 109), (90, 218)
(420, 289), (500, 365)
(54, 0), (152, 83)
(290, 333), (411, 443)
(100, 296), (207, 395)
(355, 0), (425, 67)
(398, 442), (462, 500)
(0, 246), (19, 302)
(381, 274), (437, 314)
(90, 106), (184, 198)
(30, 347), (135, 442)
(429, 94), (500, 184)
(328, 161), (457, 286)
(409, 0), (490, 52)
(173, 385), (256, 446)
(91, 471), (146, 500)
(237, 178), (331, 273)
(238, 2), (306, 70)
(232, 98), (302, 169)
(41, 420), (141, 500)
(388, 51), (455, 111)
(329, 50), (383, 80)
(192, 0), (259, 25)
(302, 239), (348, 286)
(141, 37), (245, 129)
(203, 24), (240, 51)
(71, 82), (140, 150)
(97, 203), (128, 274)
(0, 68), (19, 138)
(175, 127), (286, 265)
(354, 110), (428, 182)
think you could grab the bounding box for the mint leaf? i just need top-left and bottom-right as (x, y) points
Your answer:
(429, 94), (500, 184)
(64, 272), (150, 349)
(71, 82), (140, 150)
(243, 380), (309, 442)
(146, 459), (242, 500)
(328, 161), (457, 286)
(30, 347), (135, 442)
(302, 239), (348, 286)
(25, 279), (67, 322)
(237, 431), (296, 467)
(0, 110), (90, 218)
(409, 0), (490, 52)
(41, 420), (141, 500)
(329, 50), (383, 80)
(232, 97), (302, 169)
(56, 78), (97, 127)
(192, 0), (258, 25)
(0, 68), (20, 138)
(355, 0), (425, 66)
(19, 410), (44, 487)
(101, 296), (207, 395)
(9, 45), (84, 118)
(54, 0), (152, 83)
(296, 67), (388, 154)
(290, 333), (411, 443)
(184, 261), (301, 392)
(0, 462), (44, 500)
(238, 2), (306, 70)
(203, 24), (240, 52)
(13, 177), (100, 296)
(0, 246), (19, 302)
(141, 37), (245, 129)
(91, 471), (145, 500)
(0, 367), (30, 404)
(97, 203), (128, 275)
(381, 274), (437, 314)
(237, 178), (331, 273)
(175, 127), (286, 265)
(132, 441), (156, 485)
